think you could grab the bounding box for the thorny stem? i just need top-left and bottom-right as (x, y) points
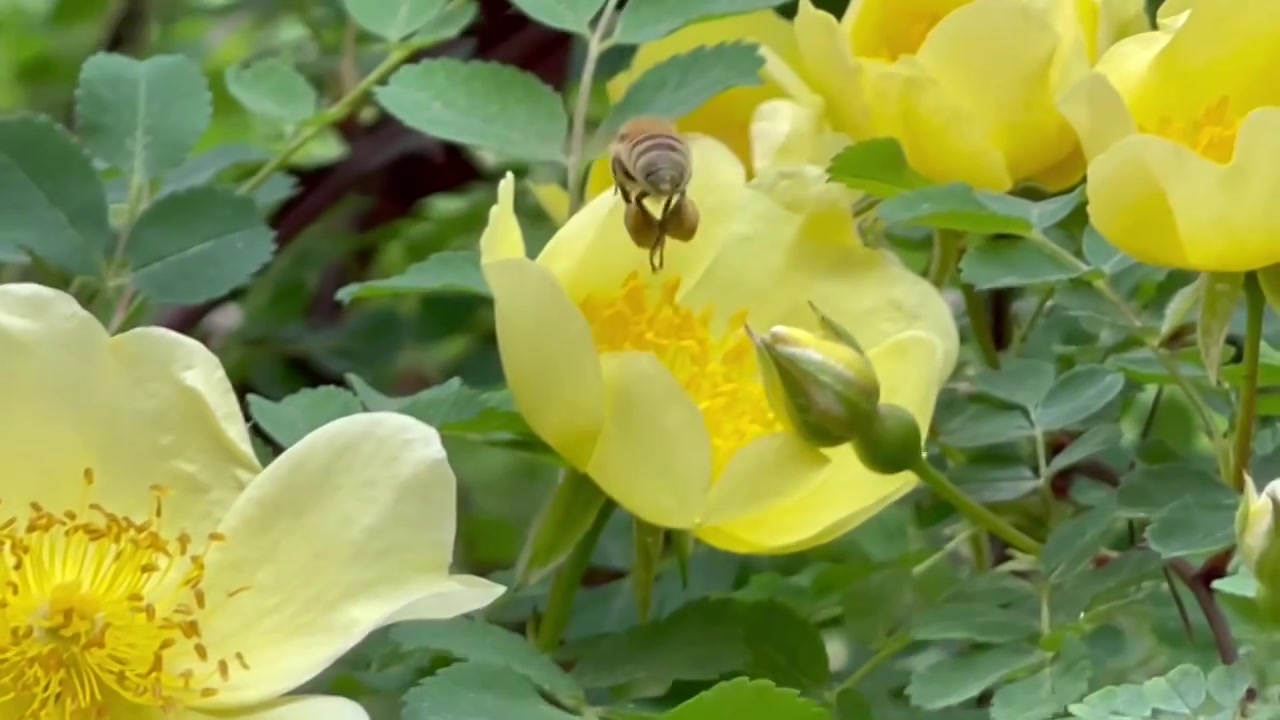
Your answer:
(565, 0), (623, 215)
(1231, 273), (1265, 493)
(1167, 557), (1239, 667)
(237, 45), (416, 196)
(535, 494), (615, 653)
(911, 458), (1042, 556)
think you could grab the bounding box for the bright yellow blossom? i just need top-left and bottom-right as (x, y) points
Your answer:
(481, 113), (958, 554)
(0, 284), (503, 719)
(792, 0), (1145, 191)
(1059, 0), (1280, 271)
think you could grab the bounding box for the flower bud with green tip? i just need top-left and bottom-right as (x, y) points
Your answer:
(1238, 476), (1280, 620)
(748, 323), (880, 448)
(853, 403), (924, 475)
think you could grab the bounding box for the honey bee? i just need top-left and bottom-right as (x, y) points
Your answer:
(609, 117), (700, 272)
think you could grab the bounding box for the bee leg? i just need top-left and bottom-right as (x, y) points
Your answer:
(650, 195), (675, 273)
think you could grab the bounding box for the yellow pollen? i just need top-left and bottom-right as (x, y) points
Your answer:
(0, 472), (248, 718)
(578, 272), (782, 476)
(1147, 96), (1240, 164)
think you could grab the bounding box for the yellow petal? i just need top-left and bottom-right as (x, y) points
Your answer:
(527, 180), (569, 226)
(915, 0), (1086, 190)
(699, 331), (945, 553)
(1087, 108), (1280, 271)
(701, 433), (828, 525)
(190, 413), (502, 708)
(479, 173), (526, 261)
(483, 257), (605, 468)
(184, 696), (369, 720)
(537, 135), (747, 300)
(793, 0), (869, 137)
(750, 98), (849, 174)
(0, 284), (259, 536)
(862, 59), (1013, 189)
(380, 575), (510, 624)
(1058, 70), (1138, 161)
(586, 352), (712, 528)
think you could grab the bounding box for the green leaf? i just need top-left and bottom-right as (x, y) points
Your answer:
(75, 52), (211, 180)
(0, 115), (110, 274)
(517, 471), (608, 588)
(1197, 272), (1244, 384)
(1161, 276), (1203, 343)
(570, 599), (748, 689)
(906, 644), (1044, 711)
(1042, 497), (1116, 582)
(632, 519), (664, 623)
(376, 59), (567, 163)
(391, 619), (584, 708)
(1259, 264), (1280, 318)
(508, 0), (604, 34)
(1143, 664), (1205, 713)
(1146, 496), (1237, 558)
(959, 235), (1086, 289)
(1083, 224), (1135, 274)
(247, 387), (363, 448)
(1116, 464), (1233, 518)
(877, 183), (1034, 236)
(1046, 424), (1120, 477)
(1069, 683), (1152, 718)
(343, 0), (448, 41)
(125, 186), (275, 304)
(1037, 366), (1125, 430)
(663, 678), (828, 720)
(161, 144), (271, 194)
(336, 249), (489, 303)
(409, 0), (479, 46)
(225, 57), (318, 125)
(990, 652), (1092, 720)
(347, 375), (532, 439)
(911, 603), (1039, 643)
(739, 601), (830, 691)
(402, 661), (577, 720)
(937, 405), (1034, 448)
(973, 358), (1055, 410)
(612, 0), (791, 44)
(1206, 663), (1251, 708)
(825, 137), (930, 198)
(593, 43), (764, 148)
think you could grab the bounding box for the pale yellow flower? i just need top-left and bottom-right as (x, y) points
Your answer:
(0, 284), (503, 718)
(1059, 0), (1280, 271)
(792, 0), (1145, 191)
(482, 106), (958, 554)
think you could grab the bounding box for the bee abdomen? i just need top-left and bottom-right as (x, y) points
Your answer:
(629, 134), (690, 196)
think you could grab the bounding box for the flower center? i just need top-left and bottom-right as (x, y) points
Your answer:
(578, 272), (783, 476)
(1146, 96), (1240, 164)
(0, 469), (248, 718)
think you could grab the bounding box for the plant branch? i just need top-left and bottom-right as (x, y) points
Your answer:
(535, 495), (615, 652)
(961, 284), (1001, 369)
(911, 458), (1042, 556)
(1167, 557), (1238, 665)
(564, 0), (623, 214)
(926, 229), (961, 287)
(1232, 272), (1265, 493)
(237, 45), (416, 196)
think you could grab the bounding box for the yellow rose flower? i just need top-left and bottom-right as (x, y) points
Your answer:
(793, 0), (1143, 191)
(1059, 0), (1280, 271)
(480, 116), (958, 554)
(0, 284), (504, 718)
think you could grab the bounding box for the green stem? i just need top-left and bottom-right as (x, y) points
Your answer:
(564, 0), (623, 215)
(828, 630), (911, 702)
(535, 498), (616, 653)
(1010, 287), (1054, 355)
(1026, 233), (1219, 440)
(926, 229), (961, 287)
(912, 457), (1042, 556)
(961, 284), (1001, 369)
(237, 45), (415, 196)
(1232, 272), (1265, 493)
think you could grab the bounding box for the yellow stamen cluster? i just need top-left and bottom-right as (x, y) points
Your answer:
(578, 272), (782, 475)
(0, 469), (248, 718)
(1148, 96), (1241, 164)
